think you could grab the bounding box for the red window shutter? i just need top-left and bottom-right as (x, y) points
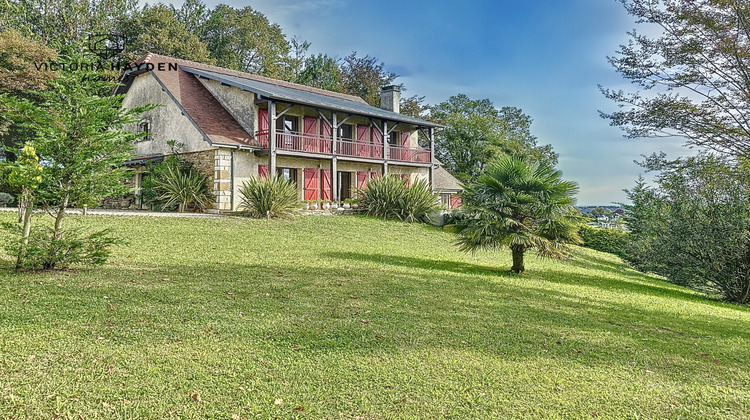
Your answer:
(304, 168), (319, 200)
(320, 119), (333, 153)
(370, 171), (378, 179)
(357, 171), (369, 190)
(258, 108), (269, 147)
(450, 194), (462, 209)
(357, 125), (369, 157)
(371, 128), (382, 158)
(400, 173), (411, 186)
(303, 116), (318, 152)
(401, 132), (411, 161)
(321, 169), (332, 201)
(258, 164), (269, 179)
(258, 108), (269, 131)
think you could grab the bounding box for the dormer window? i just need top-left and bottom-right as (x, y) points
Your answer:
(138, 120), (151, 141)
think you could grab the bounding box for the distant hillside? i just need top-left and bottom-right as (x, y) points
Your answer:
(578, 205), (623, 214)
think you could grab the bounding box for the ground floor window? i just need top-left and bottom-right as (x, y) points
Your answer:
(277, 167), (298, 185)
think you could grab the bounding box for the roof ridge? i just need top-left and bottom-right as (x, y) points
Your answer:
(135, 53), (368, 105)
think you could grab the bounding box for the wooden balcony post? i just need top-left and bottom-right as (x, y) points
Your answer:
(382, 120), (389, 176)
(268, 100), (277, 175)
(429, 126), (435, 189)
(331, 112), (338, 203)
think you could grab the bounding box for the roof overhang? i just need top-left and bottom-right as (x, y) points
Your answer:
(181, 66), (443, 129)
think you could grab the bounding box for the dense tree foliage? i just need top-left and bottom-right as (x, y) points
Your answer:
(340, 52), (397, 107)
(623, 154), (750, 304)
(202, 4), (290, 78)
(448, 156), (581, 273)
(431, 94), (558, 183)
(119, 4), (213, 63)
(0, 29), (58, 158)
(295, 53), (343, 91)
(601, 0), (750, 157)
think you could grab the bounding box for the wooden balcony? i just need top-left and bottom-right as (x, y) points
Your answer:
(256, 131), (430, 164)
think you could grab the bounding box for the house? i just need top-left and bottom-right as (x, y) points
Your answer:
(116, 53), (456, 212)
(433, 166), (463, 210)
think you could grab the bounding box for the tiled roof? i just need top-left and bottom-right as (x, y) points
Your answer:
(133, 53), (368, 103)
(182, 66), (442, 128)
(433, 166), (463, 192)
(130, 54), (257, 147)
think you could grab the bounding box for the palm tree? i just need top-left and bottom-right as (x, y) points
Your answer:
(449, 156), (582, 273)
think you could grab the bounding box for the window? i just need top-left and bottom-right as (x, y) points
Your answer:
(138, 120), (151, 141)
(388, 130), (400, 147)
(277, 167), (298, 185)
(338, 124), (353, 141)
(276, 115), (298, 133)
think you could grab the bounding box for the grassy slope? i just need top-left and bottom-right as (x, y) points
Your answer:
(0, 213), (748, 419)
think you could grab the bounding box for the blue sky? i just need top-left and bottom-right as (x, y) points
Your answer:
(191, 0), (690, 205)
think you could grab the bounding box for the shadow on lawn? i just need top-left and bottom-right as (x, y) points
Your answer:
(3, 254), (749, 367)
(326, 250), (714, 306)
(324, 251), (516, 278)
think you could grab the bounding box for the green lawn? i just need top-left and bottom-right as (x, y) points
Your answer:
(0, 212), (748, 419)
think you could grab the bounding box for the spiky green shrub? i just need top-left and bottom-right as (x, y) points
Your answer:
(238, 175), (299, 219)
(148, 159), (214, 212)
(360, 176), (442, 223)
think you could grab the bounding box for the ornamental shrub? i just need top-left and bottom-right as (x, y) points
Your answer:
(238, 175), (299, 219)
(359, 176), (442, 223)
(578, 225), (629, 258)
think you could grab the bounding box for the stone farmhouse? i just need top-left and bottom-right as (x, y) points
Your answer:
(117, 53), (462, 211)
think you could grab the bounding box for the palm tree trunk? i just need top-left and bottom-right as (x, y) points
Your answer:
(511, 245), (525, 274)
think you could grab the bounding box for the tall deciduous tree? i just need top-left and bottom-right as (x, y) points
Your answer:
(600, 0), (750, 157)
(119, 4), (213, 64)
(431, 94), (558, 183)
(0, 29), (58, 160)
(623, 153), (750, 304)
(202, 4), (290, 78)
(339, 52), (397, 106)
(296, 53), (342, 92)
(449, 156), (581, 273)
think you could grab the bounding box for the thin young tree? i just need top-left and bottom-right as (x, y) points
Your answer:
(449, 156), (582, 273)
(2, 64), (153, 240)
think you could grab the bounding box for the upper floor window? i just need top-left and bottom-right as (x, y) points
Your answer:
(138, 120), (151, 141)
(276, 115), (298, 133)
(338, 123), (353, 141)
(388, 130), (401, 147)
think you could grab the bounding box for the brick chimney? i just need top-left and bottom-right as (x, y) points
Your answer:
(380, 85), (401, 113)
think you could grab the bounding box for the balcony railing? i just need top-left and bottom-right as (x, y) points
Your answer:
(337, 139), (383, 159)
(256, 131), (430, 163)
(388, 145), (431, 163)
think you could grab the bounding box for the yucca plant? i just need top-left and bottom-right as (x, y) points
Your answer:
(238, 175), (299, 219)
(360, 175), (442, 223)
(151, 160), (214, 212)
